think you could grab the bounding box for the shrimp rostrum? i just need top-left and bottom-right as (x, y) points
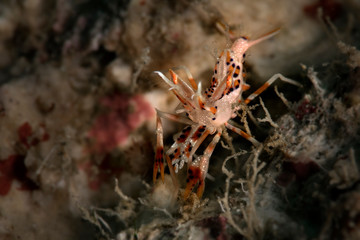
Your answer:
(153, 29), (301, 199)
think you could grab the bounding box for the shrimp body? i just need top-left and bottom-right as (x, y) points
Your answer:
(180, 39), (251, 130)
(153, 28), (301, 199)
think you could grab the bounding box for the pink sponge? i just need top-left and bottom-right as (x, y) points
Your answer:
(89, 93), (154, 153)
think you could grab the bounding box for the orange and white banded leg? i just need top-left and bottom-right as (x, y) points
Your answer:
(154, 71), (196, 110)
(173, 65), (198, 91)
(153, 115), (165, 183)
(214, 20), (236, 41)
(153, 110), (185, 185)
(224, 122), (260, 147)
(168, 125), (210, 173)
(184, 129), (222, 199)
(243, 73), (302, 105)
(156, 109), (194, 125)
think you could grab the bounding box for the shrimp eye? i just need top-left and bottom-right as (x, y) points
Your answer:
(240, 36), (248, 40)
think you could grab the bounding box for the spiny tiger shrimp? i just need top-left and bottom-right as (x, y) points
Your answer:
(153, 28), (302, 199)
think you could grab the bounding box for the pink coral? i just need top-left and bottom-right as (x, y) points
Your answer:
(17, 122), (50, 149)
(0, 122), (50, 195)
(0, 154), (39, 196)
(88, 93), (154, 153)
(295, 99), (317, 121)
